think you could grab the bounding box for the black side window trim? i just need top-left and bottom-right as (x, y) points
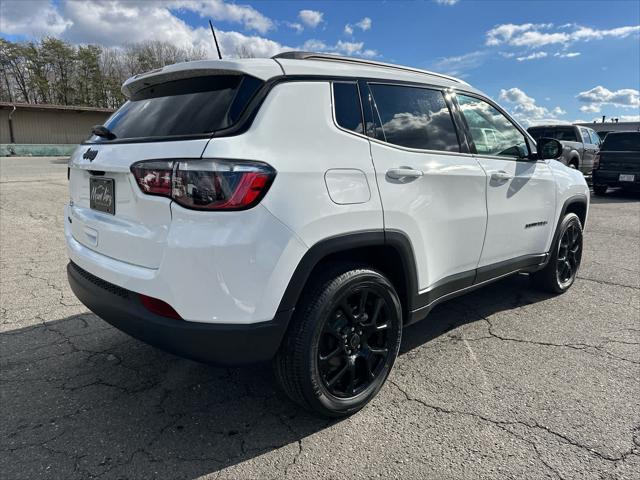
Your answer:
(331, 81), (367, 136)
(451, 90), (537, 160)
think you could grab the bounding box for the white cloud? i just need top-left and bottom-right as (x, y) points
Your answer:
(486, 22), (640, 48)
(344, 17), (372, 36)
(619, 114), (640, 122)
(298, 9), (323, 28)
(432, 50), (487, 76)
(172, 0), (274, 34)
(335, 40), (364, 55)
(0, 0), (72, 37)
(516, 51), (548, 61)
(302, 39), (377, 58)
(576, 86), (640, 111)
(286, 22), (304, 33)
(554, 51), (581, 58)
(1, 0), (289, 59)
(356, 17), (372, 31)
(499, 87), (566, 126)
(580, 105), (601, 113)
(435, 0), (459, 5)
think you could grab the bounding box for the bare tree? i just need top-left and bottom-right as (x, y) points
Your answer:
(0, 38), (207, 108)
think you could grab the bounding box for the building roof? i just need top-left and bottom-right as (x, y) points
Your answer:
(0, 102), (115, 113)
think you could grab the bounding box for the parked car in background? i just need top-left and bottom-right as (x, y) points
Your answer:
(592, 132), (640, 195)
(527, 125), (600, 176)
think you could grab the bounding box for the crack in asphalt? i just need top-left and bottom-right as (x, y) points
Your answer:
(388, 380), (639, 467)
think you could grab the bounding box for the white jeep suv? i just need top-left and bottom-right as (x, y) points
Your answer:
(66, 52), (589, 417)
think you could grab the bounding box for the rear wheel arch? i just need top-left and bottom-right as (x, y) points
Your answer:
(276, 231), (418, 325)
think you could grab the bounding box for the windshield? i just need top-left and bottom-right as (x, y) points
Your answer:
(89, 74), (263, 142)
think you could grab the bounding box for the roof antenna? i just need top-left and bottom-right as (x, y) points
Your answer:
(209, 19), (222, 60)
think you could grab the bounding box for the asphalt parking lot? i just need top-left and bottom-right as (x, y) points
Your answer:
(1, 156), (639, 480)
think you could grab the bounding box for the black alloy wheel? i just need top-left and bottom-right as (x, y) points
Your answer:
(532, 212), (583, 294)
(556, 220), (582, 288)
(274, 267), (402, 417)
(317, 286), (394, 398)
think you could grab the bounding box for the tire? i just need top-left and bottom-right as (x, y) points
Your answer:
(532, 213), (583, 294)
(569, 162), (578, 170)
(593, 184), (608, 195)
(274, 266), (402, 418)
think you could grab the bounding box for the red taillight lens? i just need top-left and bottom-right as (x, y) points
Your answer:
(593, 153), (600, 170)
(130, 159), (275, 211)
(139, 294), (182, 320)
(131, 161), (173, 196)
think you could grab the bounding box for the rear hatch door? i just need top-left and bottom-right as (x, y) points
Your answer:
(68, 68), (269, 269)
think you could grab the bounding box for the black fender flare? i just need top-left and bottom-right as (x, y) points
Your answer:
(275, 230), (419, 314)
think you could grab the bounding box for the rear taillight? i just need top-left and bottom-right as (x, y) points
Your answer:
(131, 160), (173, 196)
(593, 153), (600, 170)
(130, 159), (275, 211)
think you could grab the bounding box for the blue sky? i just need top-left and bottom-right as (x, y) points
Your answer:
(1, 0), (639, 125)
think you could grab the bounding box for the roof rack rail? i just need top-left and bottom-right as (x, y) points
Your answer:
(272, 51), (466, 85)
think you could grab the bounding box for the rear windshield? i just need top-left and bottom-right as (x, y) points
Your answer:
(89, 74), (263, 142)
(527, 126), (578, 142)
(601, 132), (640, 151)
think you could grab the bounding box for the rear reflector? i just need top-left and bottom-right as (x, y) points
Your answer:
(139, 294), (182, 320)
(131, 159), (275, 211)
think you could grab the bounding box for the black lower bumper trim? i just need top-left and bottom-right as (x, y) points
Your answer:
(67, 262), (291, 365)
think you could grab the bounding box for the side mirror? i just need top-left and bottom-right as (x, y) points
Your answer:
(537, 137), (563, 160)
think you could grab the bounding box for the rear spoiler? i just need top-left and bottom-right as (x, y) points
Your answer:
(121, 59), (282, 98)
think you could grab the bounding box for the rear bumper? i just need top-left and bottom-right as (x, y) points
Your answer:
(593, 170), (640, 188)
(67, 261), (291, 365)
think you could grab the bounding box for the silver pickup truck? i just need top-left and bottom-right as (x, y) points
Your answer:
(527, 125), (600, 176)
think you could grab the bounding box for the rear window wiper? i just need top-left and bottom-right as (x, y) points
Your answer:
(92, 125), (117, 140)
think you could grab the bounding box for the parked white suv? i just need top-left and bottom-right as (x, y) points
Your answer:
(66, 52), (589, 417)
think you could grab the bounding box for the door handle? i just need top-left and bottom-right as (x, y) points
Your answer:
(490, 170), (513, 181)
(386, 167), (424, 180)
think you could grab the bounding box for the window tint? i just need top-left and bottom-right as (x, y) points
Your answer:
(92, 75), (262, 142)
(368, 84), (460, 152)
(457, 94), (529, 158)
(601, 132), (640, 151)
(333, 82), (364, 134)
(580, 128), (592, 144)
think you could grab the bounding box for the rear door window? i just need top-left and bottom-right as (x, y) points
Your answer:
(90, 75), (263, 142)
(580, 128), (592, 144)
(368, 84), (460, 152)
(333, 82), (364, 134)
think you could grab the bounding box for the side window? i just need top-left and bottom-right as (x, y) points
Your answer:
(580, 128), (592, 144)
(588, 130), (601, 145)
(457, 94), (529, 158)
(333, 82), (364, 135)
(368, 84), (460, 152)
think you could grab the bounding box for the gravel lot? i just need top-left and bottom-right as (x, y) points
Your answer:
(1, 156), (639, 480)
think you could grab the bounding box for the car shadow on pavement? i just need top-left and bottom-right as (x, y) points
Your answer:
(1, 274), (552, 479)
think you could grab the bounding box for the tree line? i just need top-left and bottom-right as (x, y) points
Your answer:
(0, 38), (207, 109)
